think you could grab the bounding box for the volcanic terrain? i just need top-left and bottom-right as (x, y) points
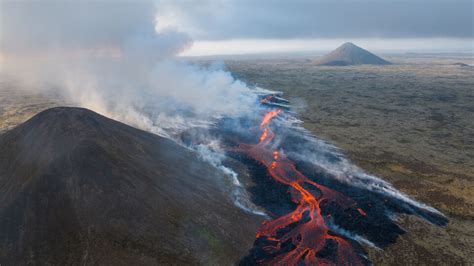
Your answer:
(0, 53), (470, 264)
(222, 54), (474, 265)
(0, 107), (262, 265)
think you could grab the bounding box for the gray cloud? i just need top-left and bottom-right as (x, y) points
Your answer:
(0, 1), (168, 54)
(156, 0), (474, 40)
(2, 0), (471, 54)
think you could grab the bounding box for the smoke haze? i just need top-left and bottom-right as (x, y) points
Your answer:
(0, 0), (258, 135)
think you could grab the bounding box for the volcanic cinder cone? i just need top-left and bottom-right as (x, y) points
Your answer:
(316, 42), (392, 66)
(0, 107), (261, 265)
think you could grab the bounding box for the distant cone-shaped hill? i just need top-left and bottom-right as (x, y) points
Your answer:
(0, 107), (261, 265)
(315, 42), (391, 66)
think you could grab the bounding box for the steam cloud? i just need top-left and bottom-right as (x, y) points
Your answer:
(1, 0), (263, 213)
(1, 0), (257, 134)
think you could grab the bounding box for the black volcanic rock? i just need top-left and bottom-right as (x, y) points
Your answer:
(316, 42), (391, 66)
(452, 62), (470, 67)
(0, 107), (261, 265)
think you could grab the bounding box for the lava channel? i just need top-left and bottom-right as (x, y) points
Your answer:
(239, 109), (364, 265)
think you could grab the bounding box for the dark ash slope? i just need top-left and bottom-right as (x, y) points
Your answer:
(0, 107), (261, 265)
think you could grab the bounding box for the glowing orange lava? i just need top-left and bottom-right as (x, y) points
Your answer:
(240, 109), (363, 265)
(260, 95), (274, 104)
(357, 208), (367, 217)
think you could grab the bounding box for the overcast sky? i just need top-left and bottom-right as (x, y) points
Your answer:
(1, 0), (473, 57)
(156, 0), (473, 40)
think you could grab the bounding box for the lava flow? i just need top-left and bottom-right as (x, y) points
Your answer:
(239, 109), (363, 265)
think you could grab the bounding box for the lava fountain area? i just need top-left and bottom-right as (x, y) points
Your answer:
(180, 91), (448, 265)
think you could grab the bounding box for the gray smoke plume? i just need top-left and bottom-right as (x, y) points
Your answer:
(1, 0), (258, 131)
(1, 0), (263, 214)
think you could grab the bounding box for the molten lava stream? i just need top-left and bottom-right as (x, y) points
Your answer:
(240, 109), (362, 265)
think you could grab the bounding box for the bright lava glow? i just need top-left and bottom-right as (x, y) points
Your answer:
(238, 109), (366, 264)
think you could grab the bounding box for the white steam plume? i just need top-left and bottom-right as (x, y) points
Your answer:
(0, 0), (260, 215)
